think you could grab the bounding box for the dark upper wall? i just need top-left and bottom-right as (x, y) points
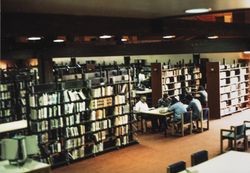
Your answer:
(1, 12), (250, 59)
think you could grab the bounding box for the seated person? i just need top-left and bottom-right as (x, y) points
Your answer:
(186, 94), (202, 120)
(158, 93), (172, 108)
(157, 94), (172, 130)
(134, 96), (158, 132)
(134, 96), (149, 112)
(197, 85), (208, 107)
(168, 97), (187, 121)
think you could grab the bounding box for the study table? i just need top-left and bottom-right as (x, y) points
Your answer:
(179, 151), (250, 173)
(0, 159), (51, 173)
(135, 107), (173, 135)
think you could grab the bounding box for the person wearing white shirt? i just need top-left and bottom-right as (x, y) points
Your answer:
(134, 96), (149, 112)
(134, 96), (157, 132)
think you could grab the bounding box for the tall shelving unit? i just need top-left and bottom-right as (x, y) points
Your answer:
(27, 67), (138, 167)
(28, 83), (67, 166)
(87, 67), (138, 151)
(0, 68), (37, 123)
(0, 70), (15, 124)
(206, 61), (250, 119)
(151, 63), (202, 107)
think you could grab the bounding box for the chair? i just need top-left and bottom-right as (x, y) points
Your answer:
(220, 124), (246, 153)
(244, 121), (250, 148)
(171, 111), (192, 137)
(191, 150), (208, 166)
(194, 108), (210, 132)
(167, 161), (186, 173)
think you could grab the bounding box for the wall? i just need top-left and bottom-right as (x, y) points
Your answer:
(53, 52), (245, 65)
(53, 54), (193, 65)
(200, 52), (242, 64)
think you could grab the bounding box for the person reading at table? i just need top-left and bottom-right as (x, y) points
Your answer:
(167, 97), (187, 132)
(196, 85), (208, 108)
(157, 93), (172, 131)
(134, 96), (149, 112)
(186, 94), (202, 121)
(168, 97), (187, 121)
(134, 96), (158, 132)
(158, 93), (172, 108)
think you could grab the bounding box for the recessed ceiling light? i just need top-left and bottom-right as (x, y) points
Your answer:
(185, 8), (212, 14)
(208, 35), (219, 39)
(27, 37), (42, 41)
(99, 35), (112, 39)
(53, 39), (65, 43)
(243, 51), (250, 54)
(163, 35), (176, 39)
(121, 38), (128, 42)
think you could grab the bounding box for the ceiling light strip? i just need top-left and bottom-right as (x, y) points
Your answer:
(185, 8), (212, 14)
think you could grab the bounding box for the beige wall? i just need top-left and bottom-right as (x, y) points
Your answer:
(53, 52), (245, 65)
(200, 52), (242, 64)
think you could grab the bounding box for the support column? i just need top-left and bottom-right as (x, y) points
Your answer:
(38, 54), (54, 83)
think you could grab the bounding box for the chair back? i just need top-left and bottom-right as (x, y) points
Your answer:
(183, 111), (192, 124)
(202, 108), (209, 120)
(235, 124), (246, 136)
(167, 161), (186, 173)
(191, 150), (208, 166)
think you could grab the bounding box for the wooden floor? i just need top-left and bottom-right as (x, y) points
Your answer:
(52, 110), (250, 173)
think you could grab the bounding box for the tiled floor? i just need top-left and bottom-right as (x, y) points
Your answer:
(53, 109), (250, 173)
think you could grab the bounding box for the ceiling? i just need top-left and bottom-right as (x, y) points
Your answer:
(1, 0), (250, 58)
(2, 0), (250, 18)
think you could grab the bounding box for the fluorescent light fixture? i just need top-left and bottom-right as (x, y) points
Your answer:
(243, 51), (250, 54)
(207, 35), (219, 39)
(163, 35), (176, 39)
(99, 35), (112, 39)
(53, 39), (65, 43)
(27, 37), (42, 41)
(185, 8), (212, 14)
(121, 38), (128, 42)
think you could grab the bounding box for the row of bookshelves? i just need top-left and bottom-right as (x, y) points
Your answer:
(25, 68), (137, 167)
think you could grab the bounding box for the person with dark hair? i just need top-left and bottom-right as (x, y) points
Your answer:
(168, 97), (187, 121)
(186, 94), (202, 120)
(197, 85), (208, 107)
(158, 93), (172, 108)
(157, 94), (172, 131)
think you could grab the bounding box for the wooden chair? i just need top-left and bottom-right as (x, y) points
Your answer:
(196, 108), (210, 132)
(171, 111), (192, 137)
(191, 150), (208, 166)
(167, 161), (186, 173)
(220, 124), (246, 153)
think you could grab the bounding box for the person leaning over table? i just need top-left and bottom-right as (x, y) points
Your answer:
(197, 85), (208, 108)
(158, 93), (172, 108)
(168, 97), (187, 132)
(186, 93), (202, 122)
(157, 93), (172, 131)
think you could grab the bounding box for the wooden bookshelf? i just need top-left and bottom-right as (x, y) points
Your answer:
(28, 67), (138, 167)
(151, 63), (202, 107)
(0, 72), (15, 124)
(206, 62), (250, 119)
